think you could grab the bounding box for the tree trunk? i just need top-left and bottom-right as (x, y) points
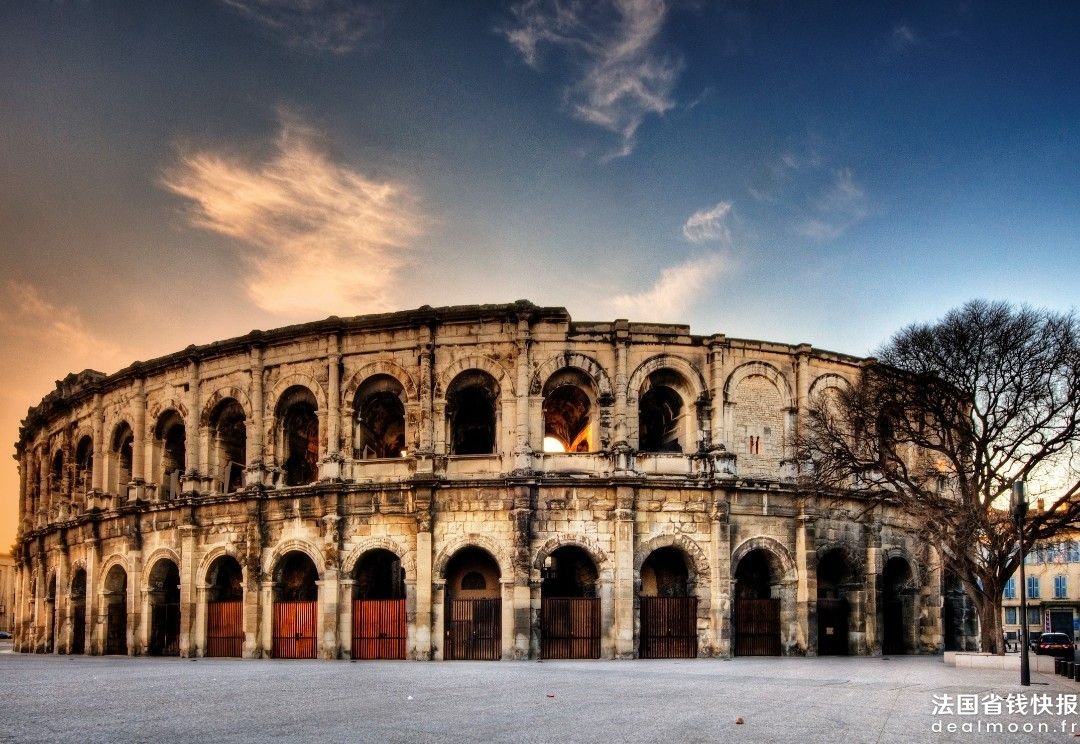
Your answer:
(974, 592), (1005, 654)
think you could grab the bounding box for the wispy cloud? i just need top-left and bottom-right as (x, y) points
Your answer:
(682, 201), (733, 245)
(222, 0), (382, 54)
(796, 167), (867, 241)
(161, 113), (425, 317)
(502, 0), (680, 159)
(606, 252), (731, 321)
(886, 22), (919, 54)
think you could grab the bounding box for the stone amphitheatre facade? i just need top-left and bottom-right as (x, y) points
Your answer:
(12, 301), (945, 660)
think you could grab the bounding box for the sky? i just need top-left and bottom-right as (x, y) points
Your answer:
(1, 0), (1078, 549)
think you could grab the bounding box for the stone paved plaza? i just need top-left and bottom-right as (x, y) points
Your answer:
(1, 649), (1078, 743)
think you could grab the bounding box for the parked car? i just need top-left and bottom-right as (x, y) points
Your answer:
(1029, 632), (1044, 652)
(0, 630), (11, 639)
(1036, 632), (1075, 657)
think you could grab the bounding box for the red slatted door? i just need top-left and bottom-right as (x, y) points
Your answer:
(207, 600), (244, 657)
(541, 598), (601, 659)
(640, 596), (698, 659)
(352, 599), (407, 659)
(734, 598), (781, 656)
(446, 598), (501, 660)
(273, 601), (317, 659)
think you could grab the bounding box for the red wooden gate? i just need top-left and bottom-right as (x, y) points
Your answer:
(207, 600), (244, 657)
(446, 598), (501, 660)
(273, 601), (317, 659)
(541, 597), (600, 659)
(734, 598), (781, 656)
(352, 599), (407, 659)
(640, 596), (698, 658)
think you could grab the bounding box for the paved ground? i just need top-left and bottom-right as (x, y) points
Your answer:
(2, 646), (1079, 743)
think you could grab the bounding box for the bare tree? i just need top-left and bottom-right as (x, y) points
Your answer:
(798, 300), (1080, 654)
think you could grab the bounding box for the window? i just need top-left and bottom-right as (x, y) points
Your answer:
(1027, 607), (1042, 626)
(1069, 541), (1080, 563)
(1005, 607), (1018, 625)
(1027, 576), (1040, 598)
(1055, 575), (1068, 599)
(1003, 578), (1016, 599)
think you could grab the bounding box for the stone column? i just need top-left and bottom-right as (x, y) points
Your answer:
(321, 334), (343, 481)
(865, 521), (882, 655)
(131, 377), (146, 500)
(796, 511), (816, 655)
(613, 323), (629, 445)
(193, 585), (207, 657)
(431, 579), (445, 660)
(710, 495), (732, 656)
(413, 486), (434, 658)
(259, 580), (274, 658)
(416, 327), (435, 471)
(128, 548), (142, 656)
(510, 482), (533, 659)
(708, 339), (726, 445)
(86, 538), (99, 655)
(613, 484), (636, 658)
(500, 577), (515, 660)
(91, 394), (105, 493)
(530, 578), (543, 658)
(340, 578), (354, 659)
(248, 344), (265, 486)
(178, 526), (196, 656)
(317, 573), (339, 659)
(513, 320), (531, 471)
(54, 547), (68, 654)
(185, 358), (200, 493)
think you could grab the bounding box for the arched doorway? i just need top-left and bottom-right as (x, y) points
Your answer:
(639, 547), (697, 658)
(148, 559), (180, 656)
(733, 549), (781, 656)
(446, 371), (499, 455)
(540, 546), (600, 659)
(272, 551), (318, 659)
(277, 387), (319, 486)
(104, 565), (127, 655)
(351, 549), (407, 659)
(209, 399), (246, 494)
(883, 557), (916, 655)
(354, 376), (407, 459)
(817, 550), (854, 656)
(45, 574), (56, 654)
(444, 546), (501, 660)
(206, 555), (244, 657)
(70, 569), (87, 654)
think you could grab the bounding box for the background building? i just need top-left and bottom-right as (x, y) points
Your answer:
(0, 552), (14, 633)
(1002, 533), (1080, 646)
(13, 302), (944, 659)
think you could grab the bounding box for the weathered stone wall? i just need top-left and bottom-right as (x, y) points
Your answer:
(12, 302), (941, 659)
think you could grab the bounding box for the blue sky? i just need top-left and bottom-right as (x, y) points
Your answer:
(1, 0), (1078, 544)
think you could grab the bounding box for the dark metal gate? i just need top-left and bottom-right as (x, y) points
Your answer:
(207, 600), (244, 657)
(352, 599), (407, 659)
(105, 602), (126, 654)
(541, 597), (600, 659)
(734, 598), (781, 656)
(817, 598), (849, 655)
(150, 602), (180, 656)
(71, 603), (85, 654)
(273, 601), (317, 659)
(640, 596), (698, 659)
(446, 598), (501, 660)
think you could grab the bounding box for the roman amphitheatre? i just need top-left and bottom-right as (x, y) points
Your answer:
(11, 301), (952, 660)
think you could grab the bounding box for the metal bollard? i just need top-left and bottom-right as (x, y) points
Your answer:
(1056, 658), (1064, 675)
(1068, 661), (1076, 678)
(1073, 663), (1080, 682)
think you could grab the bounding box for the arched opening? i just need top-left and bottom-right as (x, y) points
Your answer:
(45, 574), (56, 653)
(70, 568), (87, 654)
(351, 549), (407, 659)
(733, 548), (782, 656)
(148, 559), (180, 656)
(272, 551), (319, 658)
(540, 545), (600, 658)
(638, 372), (687, 452)
(354, 375), (406, 459)
(444, 546), (501, 660)
(209, 399), (247, 493)
(542, 370), (596, 453)
(74, 436), (93, 501)
(104, 565), (128, 655)
(446, 371), (499, 455)
(50, 450), (64, 499)
(882, 556), (916, 655)
(206, 555), (244, 657)
(277, 387), (319, 486)
(110, 423), (134, 496)
(639, 547), (696, 658)
(153, 411), (186, 500)
(816, 550), (854, 656)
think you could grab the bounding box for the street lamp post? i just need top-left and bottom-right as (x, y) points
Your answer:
(1012, 481), (1030, 687)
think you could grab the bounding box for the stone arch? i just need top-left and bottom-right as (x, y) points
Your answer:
(730, 536), (798, 584)
(882, 545), (924, 586)
(263, 539), (327, 577)
(98, 555), (131, 594)
(437, 356), (515, 400)
(266, 372), (328, 416)
(147, 398), (189, 425)
(533, 535), (612, 582)
(200, 386), (253, 427)
(433, 534), (514, 581)
(808, 372), (851, 401)
(634, 533), (711, 583)
(342, 537), (416, 578)
(815, 540), (865, 578)
(626, 355), (707, 404)
(343, 360), (418, 410)
(141, 548), (182, 587)
(530, 353), (613, 398)
(197, 545), (246, 587)
(723, 361), (795, 409)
